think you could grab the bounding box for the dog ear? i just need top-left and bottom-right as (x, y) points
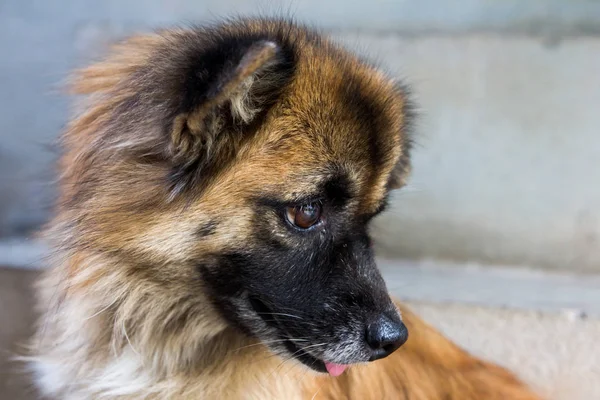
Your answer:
(387, 150), (411, 190)
(387, 84), (415, 191)
(168, 40), (288, 195)
(387, 155), (411, 190)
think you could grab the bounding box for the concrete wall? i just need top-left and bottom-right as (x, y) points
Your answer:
(1, 0), (599, 272)
(359, 34), (600, 273)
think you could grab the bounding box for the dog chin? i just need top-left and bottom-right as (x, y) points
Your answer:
(245, 296), (349, 375)
(281, 339), (328, 373)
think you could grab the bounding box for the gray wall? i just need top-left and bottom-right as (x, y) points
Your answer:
(363, 34), (600, 273)
(1, 0), (599, 272)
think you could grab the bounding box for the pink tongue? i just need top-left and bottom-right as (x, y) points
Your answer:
(324, 362), (348, 377)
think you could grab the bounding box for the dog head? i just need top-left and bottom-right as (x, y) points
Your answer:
(57, 18), (413, 375)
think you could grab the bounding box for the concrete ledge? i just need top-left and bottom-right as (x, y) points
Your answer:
(0, 239), (47, 270)
(380, 259), (600, 318)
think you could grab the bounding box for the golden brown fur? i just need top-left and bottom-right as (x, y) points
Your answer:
(29, 18), (542, 399)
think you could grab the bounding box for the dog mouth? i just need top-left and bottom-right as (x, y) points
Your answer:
(282, 337), (328, 373)
(282, 337), (350, 376)
(248, 296), (349, 376)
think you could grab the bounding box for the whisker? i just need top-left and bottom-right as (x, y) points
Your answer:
(243, 350), (284, 368)
(273, 342), (327, 376)
(259, 318), (319, 327)
(296, 342), (328, 353)
(281, 343), (325, 380)
(233, 338), (309, 353)
(262, 305), (314, 317)
(255, 312), (305, 320)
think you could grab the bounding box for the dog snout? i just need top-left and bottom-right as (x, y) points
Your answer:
(365, 313), (408, 361)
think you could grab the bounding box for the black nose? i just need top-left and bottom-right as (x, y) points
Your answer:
(365, 314), (408, 361)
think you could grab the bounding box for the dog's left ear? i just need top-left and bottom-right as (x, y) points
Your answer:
(168, 40), (288, 194)
(387, 146), (412, 190)
(387, 157), (411, 190)
(385, 83), (414, 191)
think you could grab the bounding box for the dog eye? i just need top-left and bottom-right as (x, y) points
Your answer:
(286, 202), (322, 229)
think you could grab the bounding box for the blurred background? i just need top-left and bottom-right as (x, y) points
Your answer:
(0, 1), (599, 399)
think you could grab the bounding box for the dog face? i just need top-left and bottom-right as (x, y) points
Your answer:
(58, 19), (413, 375)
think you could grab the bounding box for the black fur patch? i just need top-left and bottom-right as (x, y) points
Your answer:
(195, 220), (218, 237)
(323, 172), (353, 209)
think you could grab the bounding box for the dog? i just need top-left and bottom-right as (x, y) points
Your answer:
(28, 17), (542, 399)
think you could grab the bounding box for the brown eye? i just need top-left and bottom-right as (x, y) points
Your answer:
(286, 202), (322, 229)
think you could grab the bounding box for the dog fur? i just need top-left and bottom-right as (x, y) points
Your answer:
(29, 18), (542, 399)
